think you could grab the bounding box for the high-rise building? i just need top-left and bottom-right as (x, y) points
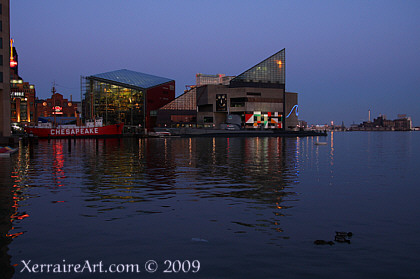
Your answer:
(10, 79), (36, 124)
(0, 0), (11, 138)
(9, 41), (37, 125)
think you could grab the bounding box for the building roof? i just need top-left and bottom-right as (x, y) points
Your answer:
(89, 69), (174, 89)
(230, 49), (285, 89)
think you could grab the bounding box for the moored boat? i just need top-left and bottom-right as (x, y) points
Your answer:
(0, 146), (18, 157)
(25, 119), (124, 138)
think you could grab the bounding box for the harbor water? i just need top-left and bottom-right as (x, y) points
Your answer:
(1, 132), (420, 278)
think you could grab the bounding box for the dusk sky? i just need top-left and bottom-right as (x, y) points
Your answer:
(10, 0), (420, 126)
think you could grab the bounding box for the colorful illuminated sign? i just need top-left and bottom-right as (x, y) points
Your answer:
(245, 111), (282, 129)
(286, 105), (299, 118)
(50, 127), (99, 136)
(11, 92), (24, 97)
(53, 106), (63, 115)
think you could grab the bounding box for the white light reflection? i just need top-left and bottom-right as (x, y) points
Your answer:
(189, 137), (192, 165)
(164, 137), (168, 163)
(212, 137), (216, 165)
(227, 137), (230, 158)
(329, 131), (334, 184)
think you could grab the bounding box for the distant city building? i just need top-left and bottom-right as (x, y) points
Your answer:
(0, 0), (11, 139)
(298, 120), (307, 129)
(157, 49), (299, 130)
(35, 87), (78, 122)
(352, 114), (413, 131)
(81, 69), (175, 129)
(394, 116), (412, 131)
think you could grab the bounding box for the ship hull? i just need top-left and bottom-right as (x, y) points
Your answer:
(25, 123), (124, 138)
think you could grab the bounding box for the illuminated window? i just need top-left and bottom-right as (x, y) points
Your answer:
(230, 97), (246, 107)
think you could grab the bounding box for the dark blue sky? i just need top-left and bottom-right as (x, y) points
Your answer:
(11, 0), (420, 126)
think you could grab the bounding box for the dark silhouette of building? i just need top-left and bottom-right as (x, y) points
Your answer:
(0, 0), (11, 140)
(352, 114), (413, 131)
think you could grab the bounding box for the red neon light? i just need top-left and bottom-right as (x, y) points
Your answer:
(10, 60), (17, 67)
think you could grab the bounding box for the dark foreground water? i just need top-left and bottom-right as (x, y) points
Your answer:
(1, 132), (420, 278)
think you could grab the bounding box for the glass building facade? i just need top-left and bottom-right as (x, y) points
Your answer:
(84, 80), (144, 126)
(82, 69), (175, 128)
(230, 49), (285, 88)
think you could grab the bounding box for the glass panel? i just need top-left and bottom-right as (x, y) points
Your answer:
(230, 49), (285, 86)
(84, 79), (144, 126)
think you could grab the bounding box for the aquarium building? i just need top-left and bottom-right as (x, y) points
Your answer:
(82, 69), (175, 129)
(157, 49), (299, 130)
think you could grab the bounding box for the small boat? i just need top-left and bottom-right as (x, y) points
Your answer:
(147, 131), (171, 137)
(0, 146), (18, 157)
(314, 141), (328, 145)
(25, 118), (124, 138)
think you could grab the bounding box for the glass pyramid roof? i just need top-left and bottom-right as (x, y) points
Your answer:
(90, 69), (173, 89)
(230, 49), (285, 88)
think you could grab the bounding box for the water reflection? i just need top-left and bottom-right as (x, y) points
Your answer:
(0, 157), (15, 278)
(0, 142), (35, 278)
(72, 137), (301, 236)
(1, 136), (304, 275)
(19, 138), (298, 213)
